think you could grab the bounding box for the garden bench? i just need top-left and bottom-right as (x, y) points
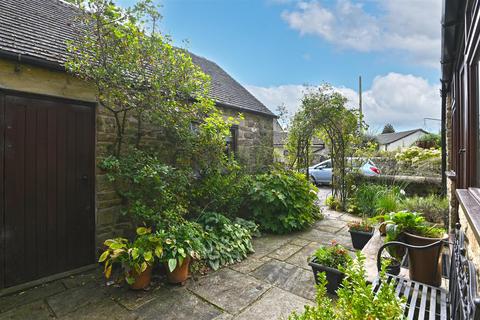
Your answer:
(374, 224), (480, 320)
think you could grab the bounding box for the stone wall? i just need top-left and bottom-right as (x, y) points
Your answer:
(457, 206), (480, 285)
(221, 107), (274, 172)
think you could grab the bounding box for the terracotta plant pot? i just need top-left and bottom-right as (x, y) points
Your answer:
(129, 265), (153, 290)
(404, 232), (447, 287)
(166, 257), (191, 284)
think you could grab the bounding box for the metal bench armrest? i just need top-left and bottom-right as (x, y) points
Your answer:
(376, 240), (446, 272)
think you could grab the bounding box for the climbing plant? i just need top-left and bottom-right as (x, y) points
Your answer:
(286, 84), (363, 210)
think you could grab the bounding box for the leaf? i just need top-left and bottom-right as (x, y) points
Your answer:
(168, 258), (177, 272)
(98, 250), (110, 263)
(155, 246), (163, 258)
(144, 251), (153, 262)
(136, 227), (151, 235)
(131, 248), (139, 260)
(105, 264), (112, 279)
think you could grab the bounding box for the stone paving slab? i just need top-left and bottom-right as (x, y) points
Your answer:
(251, 260), (316, 301)
(187, 268), (270, 314)
(233, 287), (312, 320)
(0, 281), (65, 313)
(47, 282), (108, 317)
(285, 242), (321, 270)
(267, 243), (303, 261)
(135, 288), (223, 320)
(249, 235), (295, 259)
(229, 257), (270, 274)
(0, 301), (54, 320)
(59, 299), (137, 320)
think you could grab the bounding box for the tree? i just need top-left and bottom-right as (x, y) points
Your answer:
(66, 0), (235, 170)
(286, 85), (363, 210)
(382, 123), (395, 134)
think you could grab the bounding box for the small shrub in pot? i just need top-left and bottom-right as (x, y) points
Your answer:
(309, 242), (351, 294)
(99, 227), (163, 290)
(384, 211), (446, 286)
(347, 220), (374, 250)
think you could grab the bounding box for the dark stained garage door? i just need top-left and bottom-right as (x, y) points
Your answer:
(0, 91), (95, 289)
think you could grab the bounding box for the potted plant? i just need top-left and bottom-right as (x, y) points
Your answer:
(384, 257), (401, 276)
(308, 242), (351, 294)
(384, 211), (447, 286)
(159, 221), (205, 284)
(348, 220), (374, 250)
(99, 227), (163, 290)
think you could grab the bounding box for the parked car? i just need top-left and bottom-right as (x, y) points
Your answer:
(309, 158), (380, 185)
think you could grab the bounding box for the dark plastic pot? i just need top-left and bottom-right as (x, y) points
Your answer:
(348, 229), (374, 250)
(385, 259), (401, 276)
(404, 232), (447, 287)
(309, 258), (344, 295)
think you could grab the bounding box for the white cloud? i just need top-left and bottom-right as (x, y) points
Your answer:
(246, 73), (441, 132)
(281, 0), (441, 68)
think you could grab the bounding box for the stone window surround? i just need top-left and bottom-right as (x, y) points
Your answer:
(456, 188), (480, 245)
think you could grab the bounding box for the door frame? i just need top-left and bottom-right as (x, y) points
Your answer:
(0, 88), (97, 290)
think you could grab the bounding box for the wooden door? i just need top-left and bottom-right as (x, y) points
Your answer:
(0, 91), (95, 288)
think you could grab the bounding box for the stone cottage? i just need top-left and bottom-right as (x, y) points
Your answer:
(0, 0), (274, 289)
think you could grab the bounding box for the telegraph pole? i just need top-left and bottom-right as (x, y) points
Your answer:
(358, 75), (363, 130)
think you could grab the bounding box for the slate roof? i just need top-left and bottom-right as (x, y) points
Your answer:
(376, 129), (428, 145)
(0, 0), (275, 117)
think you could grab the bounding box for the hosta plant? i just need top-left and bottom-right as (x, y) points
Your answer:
(198, 212), (255, 270)
(99, 227), (163, 285)
(158, 221), (205, 272)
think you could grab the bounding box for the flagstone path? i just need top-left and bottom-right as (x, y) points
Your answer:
(0, 187), (362, 320)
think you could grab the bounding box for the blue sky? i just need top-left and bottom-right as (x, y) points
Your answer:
(120, 0), (442, 132)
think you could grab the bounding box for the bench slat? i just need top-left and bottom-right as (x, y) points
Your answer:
(418, 284), (428, 320)
(440, 290), (447, 320)
(408, 282), (421, 319)
(429, 287), (437, 320)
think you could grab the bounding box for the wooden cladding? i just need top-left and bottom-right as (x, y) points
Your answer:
(0, 91), (95, 288)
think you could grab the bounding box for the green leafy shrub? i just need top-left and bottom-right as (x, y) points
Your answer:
(375, 191), (399, 215)
(158, 220), (205, 272)
(247, 169), (321, 234)
(198, 212), (255, 270)
(248, 170), (320, 233)
(400, 195), (448, 224)
(325, 195), (341, 211)
(190, 162), (250, 217)
(312, 243), (351, 269)
(416, 133), (441, 149)
(350, 184), (402, 217)
(100, 149), (190, 226)
(384, 211), (446, 243)
(395, 146), (441, 163)
(288, 254), (405, 320)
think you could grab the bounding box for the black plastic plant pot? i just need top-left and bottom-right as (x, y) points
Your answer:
(309, 258), (344, 295)
(348, 229), (374, 250)
(386, 260), (401, 276)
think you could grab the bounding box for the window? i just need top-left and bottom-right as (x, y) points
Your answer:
(226, 125), (238, 157)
